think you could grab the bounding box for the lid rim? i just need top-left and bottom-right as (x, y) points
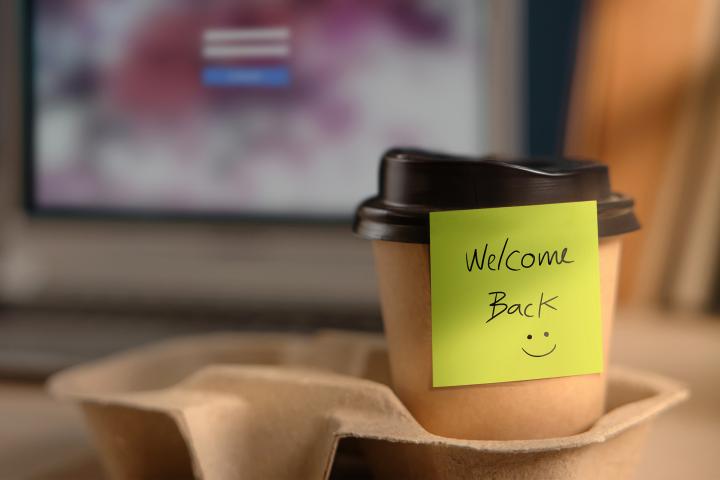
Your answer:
(354, 200), (640, 244)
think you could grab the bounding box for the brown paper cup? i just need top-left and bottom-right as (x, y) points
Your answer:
(372, 236), (623, 440)
(355, 149), (640, 440)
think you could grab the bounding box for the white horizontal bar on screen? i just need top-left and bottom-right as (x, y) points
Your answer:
(202, 44), (290, 59)
(203, 27), (291, 43)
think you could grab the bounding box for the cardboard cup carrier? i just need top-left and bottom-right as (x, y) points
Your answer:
(353, 149), (641, 440)
(49, 332), (687, 480)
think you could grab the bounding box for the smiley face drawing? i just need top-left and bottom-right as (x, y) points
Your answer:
(522, 331), (557, 358)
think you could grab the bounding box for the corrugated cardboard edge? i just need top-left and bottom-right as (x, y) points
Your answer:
(47, 332), (689, 479)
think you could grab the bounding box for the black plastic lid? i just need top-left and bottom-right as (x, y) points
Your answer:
(353, 148), (640, 243)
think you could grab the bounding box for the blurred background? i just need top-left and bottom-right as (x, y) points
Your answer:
(0, 0), (718, 479)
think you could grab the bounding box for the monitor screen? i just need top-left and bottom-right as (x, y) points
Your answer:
(27, 0), (487, 218)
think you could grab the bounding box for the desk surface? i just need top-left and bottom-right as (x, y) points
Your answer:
(1, 309), (719, 479)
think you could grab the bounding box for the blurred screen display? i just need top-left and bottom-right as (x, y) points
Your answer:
(31, 0), (486, 216)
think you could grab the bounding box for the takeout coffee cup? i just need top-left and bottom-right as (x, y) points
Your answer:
(353, 149), (639, 440)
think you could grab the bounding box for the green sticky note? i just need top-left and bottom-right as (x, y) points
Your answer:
(430, 201), (602, 387)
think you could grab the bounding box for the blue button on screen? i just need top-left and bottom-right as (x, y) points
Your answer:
(202, 66), (291, 87)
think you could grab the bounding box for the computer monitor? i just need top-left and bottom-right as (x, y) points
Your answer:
(25, 0), (490, 219)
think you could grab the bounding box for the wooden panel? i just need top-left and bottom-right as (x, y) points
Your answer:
(565, 0), (714, 303)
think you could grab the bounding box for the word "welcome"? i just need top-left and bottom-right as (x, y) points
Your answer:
(466, 238), (574, 272)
